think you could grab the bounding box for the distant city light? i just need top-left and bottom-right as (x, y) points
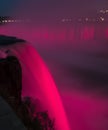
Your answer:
(4, 20), (8, 23)
(8, 20), (11, 22)
(100, 17), (104, 21)
(100, 10), (105, 13)
(0, 17), (32, 25)
(106, 10), (108, 13)
(61, 18), (72, 22)
(61, 16), (108, 23)
(99, 9), (108, 14)
(62, 19), (65, 22)
(85, 18), (89, 21)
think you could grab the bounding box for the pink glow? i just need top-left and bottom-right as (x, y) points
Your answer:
(80, 27), (94, 41)
(61, 90), (108, 130)
(0, 25), (100, 45)
(8, 43), (70, 130)
(68, 29), (74, 42)
(105, 28), (108, 39)
(57, 29), (66, 42)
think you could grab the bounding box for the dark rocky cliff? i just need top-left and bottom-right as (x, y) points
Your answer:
(0, 56), (22, 107)
(0, 97), (26, 130)
(0, 56), (32, 129)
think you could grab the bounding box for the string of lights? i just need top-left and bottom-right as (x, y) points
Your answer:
(61, 9), (108, 23)
(61, 17), (108, 23)
(0, 17), (31, 24)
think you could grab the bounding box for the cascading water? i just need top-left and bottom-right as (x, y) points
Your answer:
(2, 41), (70, 130)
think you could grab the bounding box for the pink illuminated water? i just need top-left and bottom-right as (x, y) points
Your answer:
(5, 43), (70, 130)
(0, 24), (108, 45)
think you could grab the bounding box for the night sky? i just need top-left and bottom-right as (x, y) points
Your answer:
(0, 0), (107, 17)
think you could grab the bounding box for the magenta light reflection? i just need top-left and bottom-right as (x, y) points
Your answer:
(0, 25), (97, 44)
(8, 43), (70, 130)
(80, 27), (95, 41)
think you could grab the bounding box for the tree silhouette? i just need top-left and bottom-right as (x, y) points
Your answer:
(23, 97), (56, 130)
(32, 111), (55, 130)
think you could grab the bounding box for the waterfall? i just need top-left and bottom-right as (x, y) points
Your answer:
(5, 42), (70, 130)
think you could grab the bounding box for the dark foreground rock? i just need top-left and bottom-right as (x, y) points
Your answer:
(0, 96), (26, 130)
(0, 56), (22, 107)
(0, 35), (25, 46)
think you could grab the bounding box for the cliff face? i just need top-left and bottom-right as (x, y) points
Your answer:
(0, 56), (22, 108)
(0, 56), (27, 130)
(0, 55), (33, 129)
